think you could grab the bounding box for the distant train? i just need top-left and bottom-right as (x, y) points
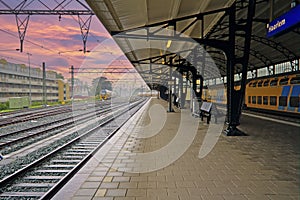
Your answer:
(99, 89), (112, 100)
(204, 73), (300, 116)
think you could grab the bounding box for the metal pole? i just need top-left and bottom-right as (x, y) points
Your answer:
(71, 65), (74, 102)
(42, 62), (46, 106)
(269, 0), (274, 21)
(179, 72), (184, 108)
(27, 53), (32, 106)
(168, 60), (173, 112)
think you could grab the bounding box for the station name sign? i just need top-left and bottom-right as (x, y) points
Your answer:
(267, 5), (300, 38)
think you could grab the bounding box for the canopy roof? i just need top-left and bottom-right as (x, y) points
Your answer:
(86, 0), (300, 86)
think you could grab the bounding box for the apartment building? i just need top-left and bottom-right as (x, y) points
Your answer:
(0, 59), (68, 103)
(58, 79), (70, 102)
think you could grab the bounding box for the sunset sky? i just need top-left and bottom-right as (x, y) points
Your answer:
(0, 0), (144, 86)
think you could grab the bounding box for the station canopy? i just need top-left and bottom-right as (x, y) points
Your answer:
(86, 0), (300, 87)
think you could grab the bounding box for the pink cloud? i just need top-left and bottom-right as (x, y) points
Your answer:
(0, 10), (134, 85)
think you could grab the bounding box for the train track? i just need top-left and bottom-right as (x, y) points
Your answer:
(0, 101), (128, 155)
(0, 104), (65, 117)
(0, 98), (146, 199)
(242, 109), (300, 124)
(215, 104), (300, 124)
(0, 107), (72, 127)
(0, 101), (112, 128)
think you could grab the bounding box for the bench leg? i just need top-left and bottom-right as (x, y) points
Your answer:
(207, 115), (211, 124)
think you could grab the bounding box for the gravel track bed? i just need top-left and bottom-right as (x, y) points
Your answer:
(0, 112), (73, 136)
(0, 106), (115, 181)
(1, 126), (70, 155)
(0, 131), (79, 181)
(0, 102), (108, 136)
(0, 99), (145, 200)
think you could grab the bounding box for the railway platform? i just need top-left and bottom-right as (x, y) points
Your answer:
(53, 98), (299, 200)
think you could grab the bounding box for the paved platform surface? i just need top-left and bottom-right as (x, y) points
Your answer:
(53, 98), (299, 200)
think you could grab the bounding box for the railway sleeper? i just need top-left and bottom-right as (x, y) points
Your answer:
(14, 183), (55, 188)
(24, 176), (63, 180)
(44, 164), (76, 168)
(0, 191), (44, 197)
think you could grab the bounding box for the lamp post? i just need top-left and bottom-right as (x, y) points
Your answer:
(27, 53), (32, 106)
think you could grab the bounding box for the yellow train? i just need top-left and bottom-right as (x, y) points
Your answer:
(99, 89), (112, 100)
(245, 73), (299, 114)
(203, 73), (300, 115)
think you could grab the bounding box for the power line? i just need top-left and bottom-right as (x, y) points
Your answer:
(0, 27), (78, 63)
(0, 54), (40, 67)
(53, 0), (113, 54)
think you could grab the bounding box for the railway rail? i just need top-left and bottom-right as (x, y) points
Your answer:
(0, 101), (129, 155)
(0, 101), (112, 128)
(0, 98), (146, 199)
(214, 104), (300, 124)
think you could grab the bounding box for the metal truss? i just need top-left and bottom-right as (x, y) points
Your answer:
(250, 35), (298, 70)
(70, 67), (136, 74)
(205, 0), (297, 71)
(234, 45), (274, 67)
(214, 32), (298, 70)
(15, 14), (30, 53)
(219, 0), (256, 135)
(292, 27), (300, 35)
(111, 7), (230, 36)
(0, 0), (94, 52)
(112, 0), (257, 135)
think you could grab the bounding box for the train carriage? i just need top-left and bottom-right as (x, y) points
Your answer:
(99, 89), (112, 100)
(245, 74), (300, 115)
(203, 73), (300, 116)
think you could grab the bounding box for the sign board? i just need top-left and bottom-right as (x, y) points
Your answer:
(200, 102), (212, 113)
(267, 5), (300, 38)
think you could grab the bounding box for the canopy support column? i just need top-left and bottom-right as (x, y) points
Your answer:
(224, 0), (256, 136)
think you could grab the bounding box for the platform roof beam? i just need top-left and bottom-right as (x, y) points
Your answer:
(0, 0), (94, 52)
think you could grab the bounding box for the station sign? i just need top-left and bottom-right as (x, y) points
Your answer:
(267, 5), (300, 38)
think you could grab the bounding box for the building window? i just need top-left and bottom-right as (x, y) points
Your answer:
(252, 96), (256, 104)
(263, 79), (270, 87)
(270, 96), (277, 106)
(257, 96), (262, 104)
(257, 81), (263, 87)
(263, 96), (268, 105)
(290, 77), (300, 84)
(270, 80), (278, 86)
(279, 78), (289, 85)
(279, 96), (287, 106)
(290, 96), (299, 107)
(248, 96), (251, 103)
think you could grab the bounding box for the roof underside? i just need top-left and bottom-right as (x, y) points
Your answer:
(86, 0), (300, 87)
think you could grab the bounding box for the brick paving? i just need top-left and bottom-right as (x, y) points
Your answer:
(53, 98), (299, 200)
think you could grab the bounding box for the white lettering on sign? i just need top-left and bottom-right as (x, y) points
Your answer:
(268, 19), (286, 33)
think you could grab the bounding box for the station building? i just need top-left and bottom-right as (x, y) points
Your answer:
(0, 59), (70, 103)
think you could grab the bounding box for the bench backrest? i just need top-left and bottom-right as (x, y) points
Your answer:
(200, 102), (212, 113)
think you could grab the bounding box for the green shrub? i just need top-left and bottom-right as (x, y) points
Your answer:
(0, 102), (9, 110)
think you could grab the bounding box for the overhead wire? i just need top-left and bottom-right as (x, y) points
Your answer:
(53, 0), (114, 54)
(0, 27), (78, 63)
(0, 0), (133, 80)
(0, 0), (97, 64)
(0, 54), (40, 66)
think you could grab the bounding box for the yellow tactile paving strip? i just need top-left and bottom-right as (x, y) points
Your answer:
(54, 98), (299, 200)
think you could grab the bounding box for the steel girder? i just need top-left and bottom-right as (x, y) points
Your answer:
(0, 0), (94, 52)
(111, 0), (257, 135)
